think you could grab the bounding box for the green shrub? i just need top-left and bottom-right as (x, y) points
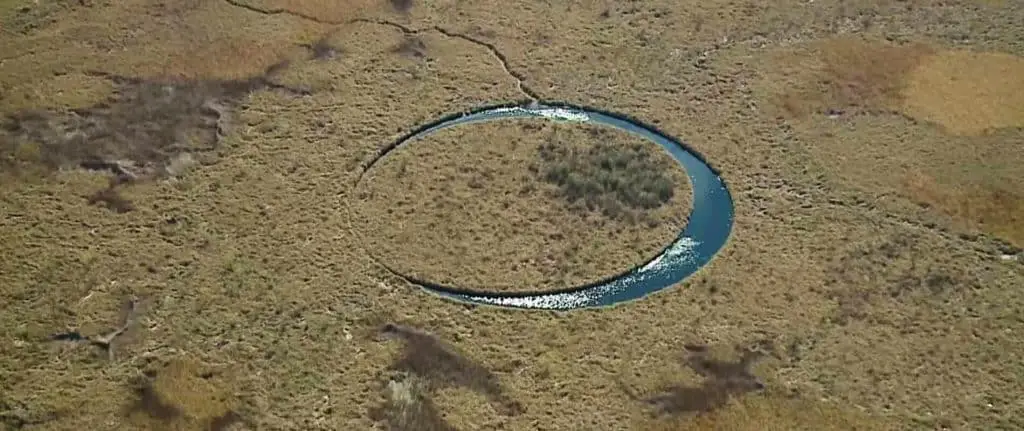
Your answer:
(534, 132), (676, 223)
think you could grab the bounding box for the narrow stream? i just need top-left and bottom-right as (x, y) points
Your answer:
(356, 103), (735, 310)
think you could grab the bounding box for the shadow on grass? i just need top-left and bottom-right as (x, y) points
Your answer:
(622, 343), (768, 416)
(391, 36), (428, 59)
(369, 323), (524, 430)
(388, 0), (414, 13)
(123, 358), (246, 431)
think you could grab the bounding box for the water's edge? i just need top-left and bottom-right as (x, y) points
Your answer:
(355, 102), (735, 310)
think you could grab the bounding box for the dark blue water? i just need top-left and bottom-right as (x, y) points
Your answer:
(358, 103), (735, 310)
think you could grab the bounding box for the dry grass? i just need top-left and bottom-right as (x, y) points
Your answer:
(629, 343), (898, 430)
(901, 50), (1024, 135)
(775, 36), (936, 117)
(773, 36), (1024, 135)
(818, 37), (935, 111)
(766, 36), (1024, 247)
(0, 0), (323, 93)
(378, 324), (522, 415)
(903, 169), (1024, 246)
(125, 358), (244, 431)
(0, 68), (307, 213)
(0, 73), (115, 114)
(646, 393), (898, 431)
(352, 119), (692, 293)
(369, 377), (457, 431)
(233, 0), (388, 22)
(2, 1), (1024, 430)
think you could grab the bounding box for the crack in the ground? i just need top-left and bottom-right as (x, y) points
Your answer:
(353, 18), (540, 102)
(222, 0), (340, 24)
(221, 0), (538, 102)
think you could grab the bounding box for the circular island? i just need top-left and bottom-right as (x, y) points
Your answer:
(351, 104), (734, 310)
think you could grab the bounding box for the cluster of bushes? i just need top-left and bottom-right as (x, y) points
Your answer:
(533, 133), (676, 222)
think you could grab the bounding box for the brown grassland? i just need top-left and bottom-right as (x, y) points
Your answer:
(1, 0), (1023, 430)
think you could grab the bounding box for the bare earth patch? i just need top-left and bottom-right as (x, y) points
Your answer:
(353, 119), (692, 293)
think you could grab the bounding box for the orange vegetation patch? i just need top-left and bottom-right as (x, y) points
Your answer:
(901, 50), (1024, 135)
(775, 36), (935, 117)
(817, 37), (935, 111)
(903, 169), (1024, 246)
(775, 37), (1024, 136)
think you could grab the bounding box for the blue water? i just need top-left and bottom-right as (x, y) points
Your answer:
(358, 103), (735, 310)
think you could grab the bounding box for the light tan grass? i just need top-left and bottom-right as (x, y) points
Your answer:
(777, 37), (1024, 136)
(126, 357), (240, 430)
(644, 393), (898, 431)
(901, 50), (1024, 135)
(240, 0), (386, 22)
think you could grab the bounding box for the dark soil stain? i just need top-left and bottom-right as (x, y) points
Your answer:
(0, 60), (309, 212)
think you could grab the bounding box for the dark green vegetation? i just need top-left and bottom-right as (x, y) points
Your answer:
(535, 127), (677, 224)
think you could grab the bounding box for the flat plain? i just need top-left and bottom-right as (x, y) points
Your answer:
(1, 0), (1022, 430)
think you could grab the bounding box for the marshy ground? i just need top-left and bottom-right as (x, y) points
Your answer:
(1, 0), (1023, 430)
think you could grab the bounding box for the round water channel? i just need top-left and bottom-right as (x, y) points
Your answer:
(356, 103), (735, 310)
